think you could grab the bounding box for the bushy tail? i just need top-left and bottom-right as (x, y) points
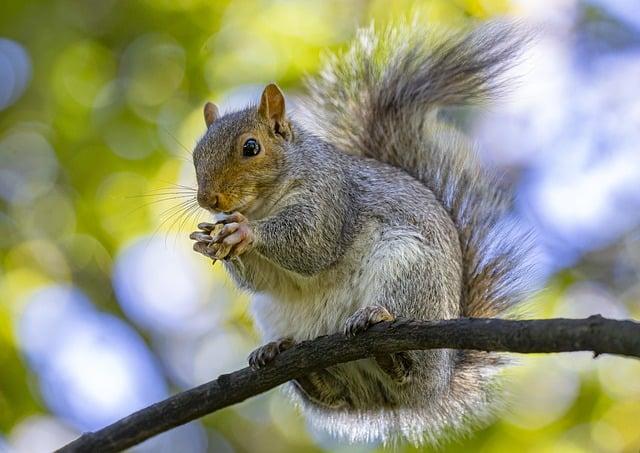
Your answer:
(304, 19), (534, 318)
(302, 20), (537, 441)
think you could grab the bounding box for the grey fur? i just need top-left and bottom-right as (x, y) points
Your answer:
(192, 21), (535, 445)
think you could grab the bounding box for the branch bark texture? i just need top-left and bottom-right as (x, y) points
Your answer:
(58, 316), (640, 453)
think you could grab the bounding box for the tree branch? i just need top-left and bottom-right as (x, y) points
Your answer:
(57, 316), (640, 453)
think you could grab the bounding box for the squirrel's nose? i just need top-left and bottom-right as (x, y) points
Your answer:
(197, 192), (219, 210)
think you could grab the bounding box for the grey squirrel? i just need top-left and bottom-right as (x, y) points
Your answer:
(189, 21), (535, 445)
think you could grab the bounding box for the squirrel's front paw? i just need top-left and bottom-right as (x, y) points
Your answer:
(190, 225), (224, 261)
(248, 337), (295, 370)
(190, 212), (254, 261)
(344, 305), (394, 337)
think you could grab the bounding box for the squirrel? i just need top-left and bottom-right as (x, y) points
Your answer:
(189, 21), (535, 445)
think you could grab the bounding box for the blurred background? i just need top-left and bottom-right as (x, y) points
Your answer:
(1, 0), (639, 451)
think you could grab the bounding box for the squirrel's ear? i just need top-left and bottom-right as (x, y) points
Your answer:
(258, 83), (291, 140)
(203, 102), (219, 128)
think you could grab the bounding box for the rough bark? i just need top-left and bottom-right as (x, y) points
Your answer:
(57, 316), (640, 453)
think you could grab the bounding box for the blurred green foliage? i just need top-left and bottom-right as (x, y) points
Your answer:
(1, 0), (639, 452)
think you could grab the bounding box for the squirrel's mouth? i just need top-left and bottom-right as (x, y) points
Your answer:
(218, 197), (254, 216)
(203, 192), (248, 214)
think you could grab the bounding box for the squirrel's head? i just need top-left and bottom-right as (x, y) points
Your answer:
(192, 83), (293, 214)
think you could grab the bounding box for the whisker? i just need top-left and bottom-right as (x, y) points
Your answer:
(142, 187), (196, 194)
(169, 183), (197, 191)
(146, 188), (196, 194)
(137, 179), (199, 249)
(139, 182), (196, 196)
(171, 155), (192, 164)
(178, 203), (200, 233)
(160, 125), (193, 156)
(156, 200), (197, 222)
(186, 203), (206, 230)
(127, 186), (195, 202)
(185, 205), (208, 245)
(172, 203), (203, 248)
(167, 201), (199, 233)
(125, 197), (198, 218)
(150, 201), (198, 248)
(126, 193), (195, 202)
(164, 201), (200, 247)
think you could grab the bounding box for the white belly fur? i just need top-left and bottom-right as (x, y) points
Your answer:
(251, 282), (360, 342)
(239, 231), (378, 342)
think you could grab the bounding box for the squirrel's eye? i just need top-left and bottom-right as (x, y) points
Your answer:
(242, 138), (261, 157)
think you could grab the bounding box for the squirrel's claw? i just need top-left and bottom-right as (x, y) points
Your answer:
(189, 231), (212, 242)
(192, 241), (217, 260)
(196, 222), (216, 233)
(344, 306), (412, 382)
(211, 218), (254, 259)
(195, 211), (247, 235)
(344, 305), (394, 337)
(248, 337), (295, 370)
(191, 212), (254, 261)
(211, 222), (239, 243)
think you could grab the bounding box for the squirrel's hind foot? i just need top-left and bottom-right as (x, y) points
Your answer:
(375, 352), (414, 384)
(343, 305), (394, 337)
(248, 337), (295, 370)
(344, 305), (413, 383)
(293, 371), (351, 409)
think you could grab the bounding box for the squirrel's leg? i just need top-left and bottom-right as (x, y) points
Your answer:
(293, 370), (351, 409)
(248, 337), (295, 369)
(344, 304), (394, 335)
(374, 350), (414, 384)
(248, 338), (351, 408)
(344, 305), (414, 384)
